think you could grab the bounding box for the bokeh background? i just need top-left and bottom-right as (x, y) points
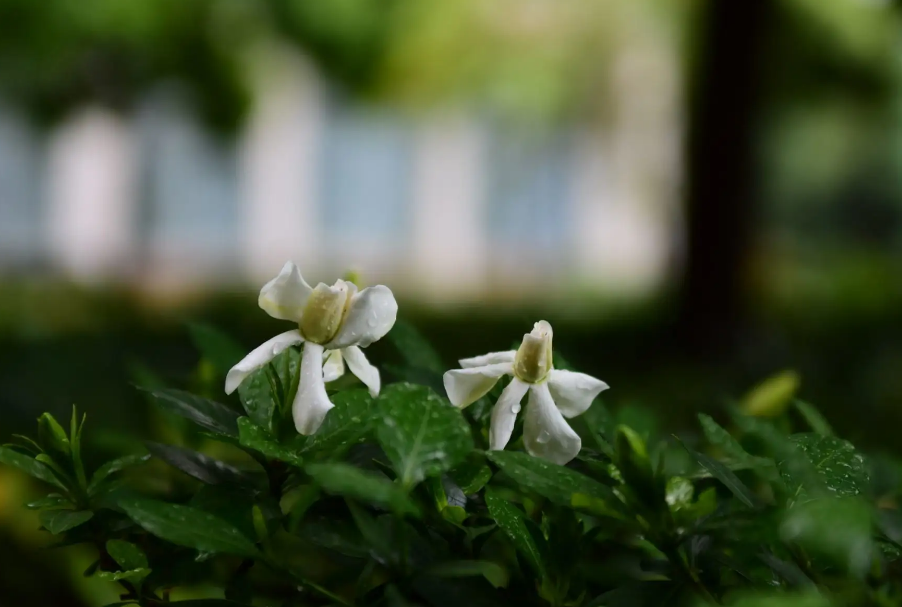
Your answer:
(3, 0), (902, 604)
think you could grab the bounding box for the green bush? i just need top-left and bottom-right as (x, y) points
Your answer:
(1, 318), (898, 607)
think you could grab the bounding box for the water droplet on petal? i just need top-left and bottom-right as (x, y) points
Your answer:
(537, 430), (551, 444)
(511, 403), (521, 414)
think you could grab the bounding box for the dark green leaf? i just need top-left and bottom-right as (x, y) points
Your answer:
(106, 539), (149, 571)
(145, 388), (241, 436)
(119, 497), (259, 558)
(487, 450), (618, 507)
(97, 569), (151, 583)
(698, 413), (778, 481)
(0, 446), (66, 489)
(484, 487), (546, 578)
(306, 462), (419, 516)
(792, 401), (834, 436)
(145, 442), (253, 486)
(302, 389), (374, 456)
(723, 593), (830, 607)
(237, 417), (304, 467)
(427, 560), (509, 588)
(680, 442), (757, 508)
(781, 433), (868, 503)
(39, 509), (94, 534)
(187, 322), (246, 377)
(449, 459), (493, 495)
(88, 454), (151, 495)
(37, 413), (70, 456)
(26, 494), (71, 510)
(376, 383), (473, 487)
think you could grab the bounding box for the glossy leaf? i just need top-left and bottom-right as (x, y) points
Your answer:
(88, 454), (151, 495)
(145, 388), (241, 436)
(145, 442), (253, 486)
(484, 487), (546, 578)
(376, 383), (473, 487)
(119, 498), (259, 558)
(781, 433), (868, 503)
(302, 389), (374, 455)
(487, 450), (618, 507)
(39, 509), (94, 534)
(237, 347), (300, 431)
(237, 417), (304, 467)
(0, 446), (66, 490)
(107, 539), (148, 571)
(680, 442), (757, 508)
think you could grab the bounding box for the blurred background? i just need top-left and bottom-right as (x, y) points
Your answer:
(3, 0), (902, 603)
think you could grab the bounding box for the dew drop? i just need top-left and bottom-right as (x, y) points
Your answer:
(537, 430), (551, 444)
(511, 403), (521, 414)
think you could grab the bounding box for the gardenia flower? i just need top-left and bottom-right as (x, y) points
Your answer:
(225, 262), (398, 435)
(443, 321), (608, 465)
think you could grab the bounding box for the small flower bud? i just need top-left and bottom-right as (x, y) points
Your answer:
(299, 281), (352, 344)
(513, 321), (554, 383)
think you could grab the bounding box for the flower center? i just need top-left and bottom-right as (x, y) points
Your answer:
(513, 320), (553, 383)
(299, 280), (351, 344)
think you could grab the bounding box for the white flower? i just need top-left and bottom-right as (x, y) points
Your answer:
(225, 262), (398, 435)
(442, 321), (608, 465)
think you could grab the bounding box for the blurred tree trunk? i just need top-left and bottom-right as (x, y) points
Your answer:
(677, 0), (774, 353)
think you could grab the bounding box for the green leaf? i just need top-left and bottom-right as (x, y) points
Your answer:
(793, 400), (834, 436)
(70, 407), (87, 489)
(484, 487), (546, 578)
(119, 497), (259, 558)
(781, 497), (873, 578)
(698, 413), (778, 481)
(0, 446), (66, 490)
(486, 450), (618, 507)
(427, 560), (509, 588)
(26, 494), (71, 510)
(306, 462), (419, 516)
(88, 454), (151, 495)
(145, 442), (253, 486)
(376, 383), (473, 487)
(97, 569), (151, 583)
(106, 539), (149, 570)
(237, 417), (304, 467)
(302, 389), (374, 456)
(39, 509), (94, 534)
(449, 458), (493, 495)
(187, 322), (246, 377)
(145, 388), (241, 436)
(37, 413), (70, 456)
(725, 593), (830, 607)
(679, 441), (757, 508)
(781, 433), (868, 503)
(740, 370), (800, 417)
(238, 348), (300, 431)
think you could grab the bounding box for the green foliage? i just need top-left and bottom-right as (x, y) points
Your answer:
(6, 321), (902, 606)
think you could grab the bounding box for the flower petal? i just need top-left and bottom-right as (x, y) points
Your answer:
(342, 346), (381, 397)
(523, 383), (582, 465)
(442, 362), (513, 408)
(459, 351), (517, 369)
(489, 378), (529, 451)
(547, 370), (609, 418)
(292, 342), (334, 435)
(326, 285), (398, 349)
(225, 330), (304, 394)
(322, 349), (345, 383)
(258, 261), (313, 322)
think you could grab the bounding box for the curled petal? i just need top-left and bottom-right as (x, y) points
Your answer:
(292, 342), (334, 435)
(259, 262), (313, 322)
(443, 362), (512, 409)
(523, 383), (582, 465)
(326, 285), (398, 349)
(225, 330), (304, 394)
(547, 370), (609, 418)
(342, 346), (381, 397)
(489, 378), (530, 451)
(322, 349), (346, 383)
(459, 351), (516, 369)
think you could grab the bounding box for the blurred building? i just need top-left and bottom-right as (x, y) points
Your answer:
(0, 44), (681, 304)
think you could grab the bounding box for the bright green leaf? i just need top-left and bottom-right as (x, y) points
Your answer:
(376, 383), (473, 487)
(740, 370), (800, 417)
(781, 433), (868, 503)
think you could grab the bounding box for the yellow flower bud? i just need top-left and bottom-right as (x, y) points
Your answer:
(513, 320), (554, 383)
